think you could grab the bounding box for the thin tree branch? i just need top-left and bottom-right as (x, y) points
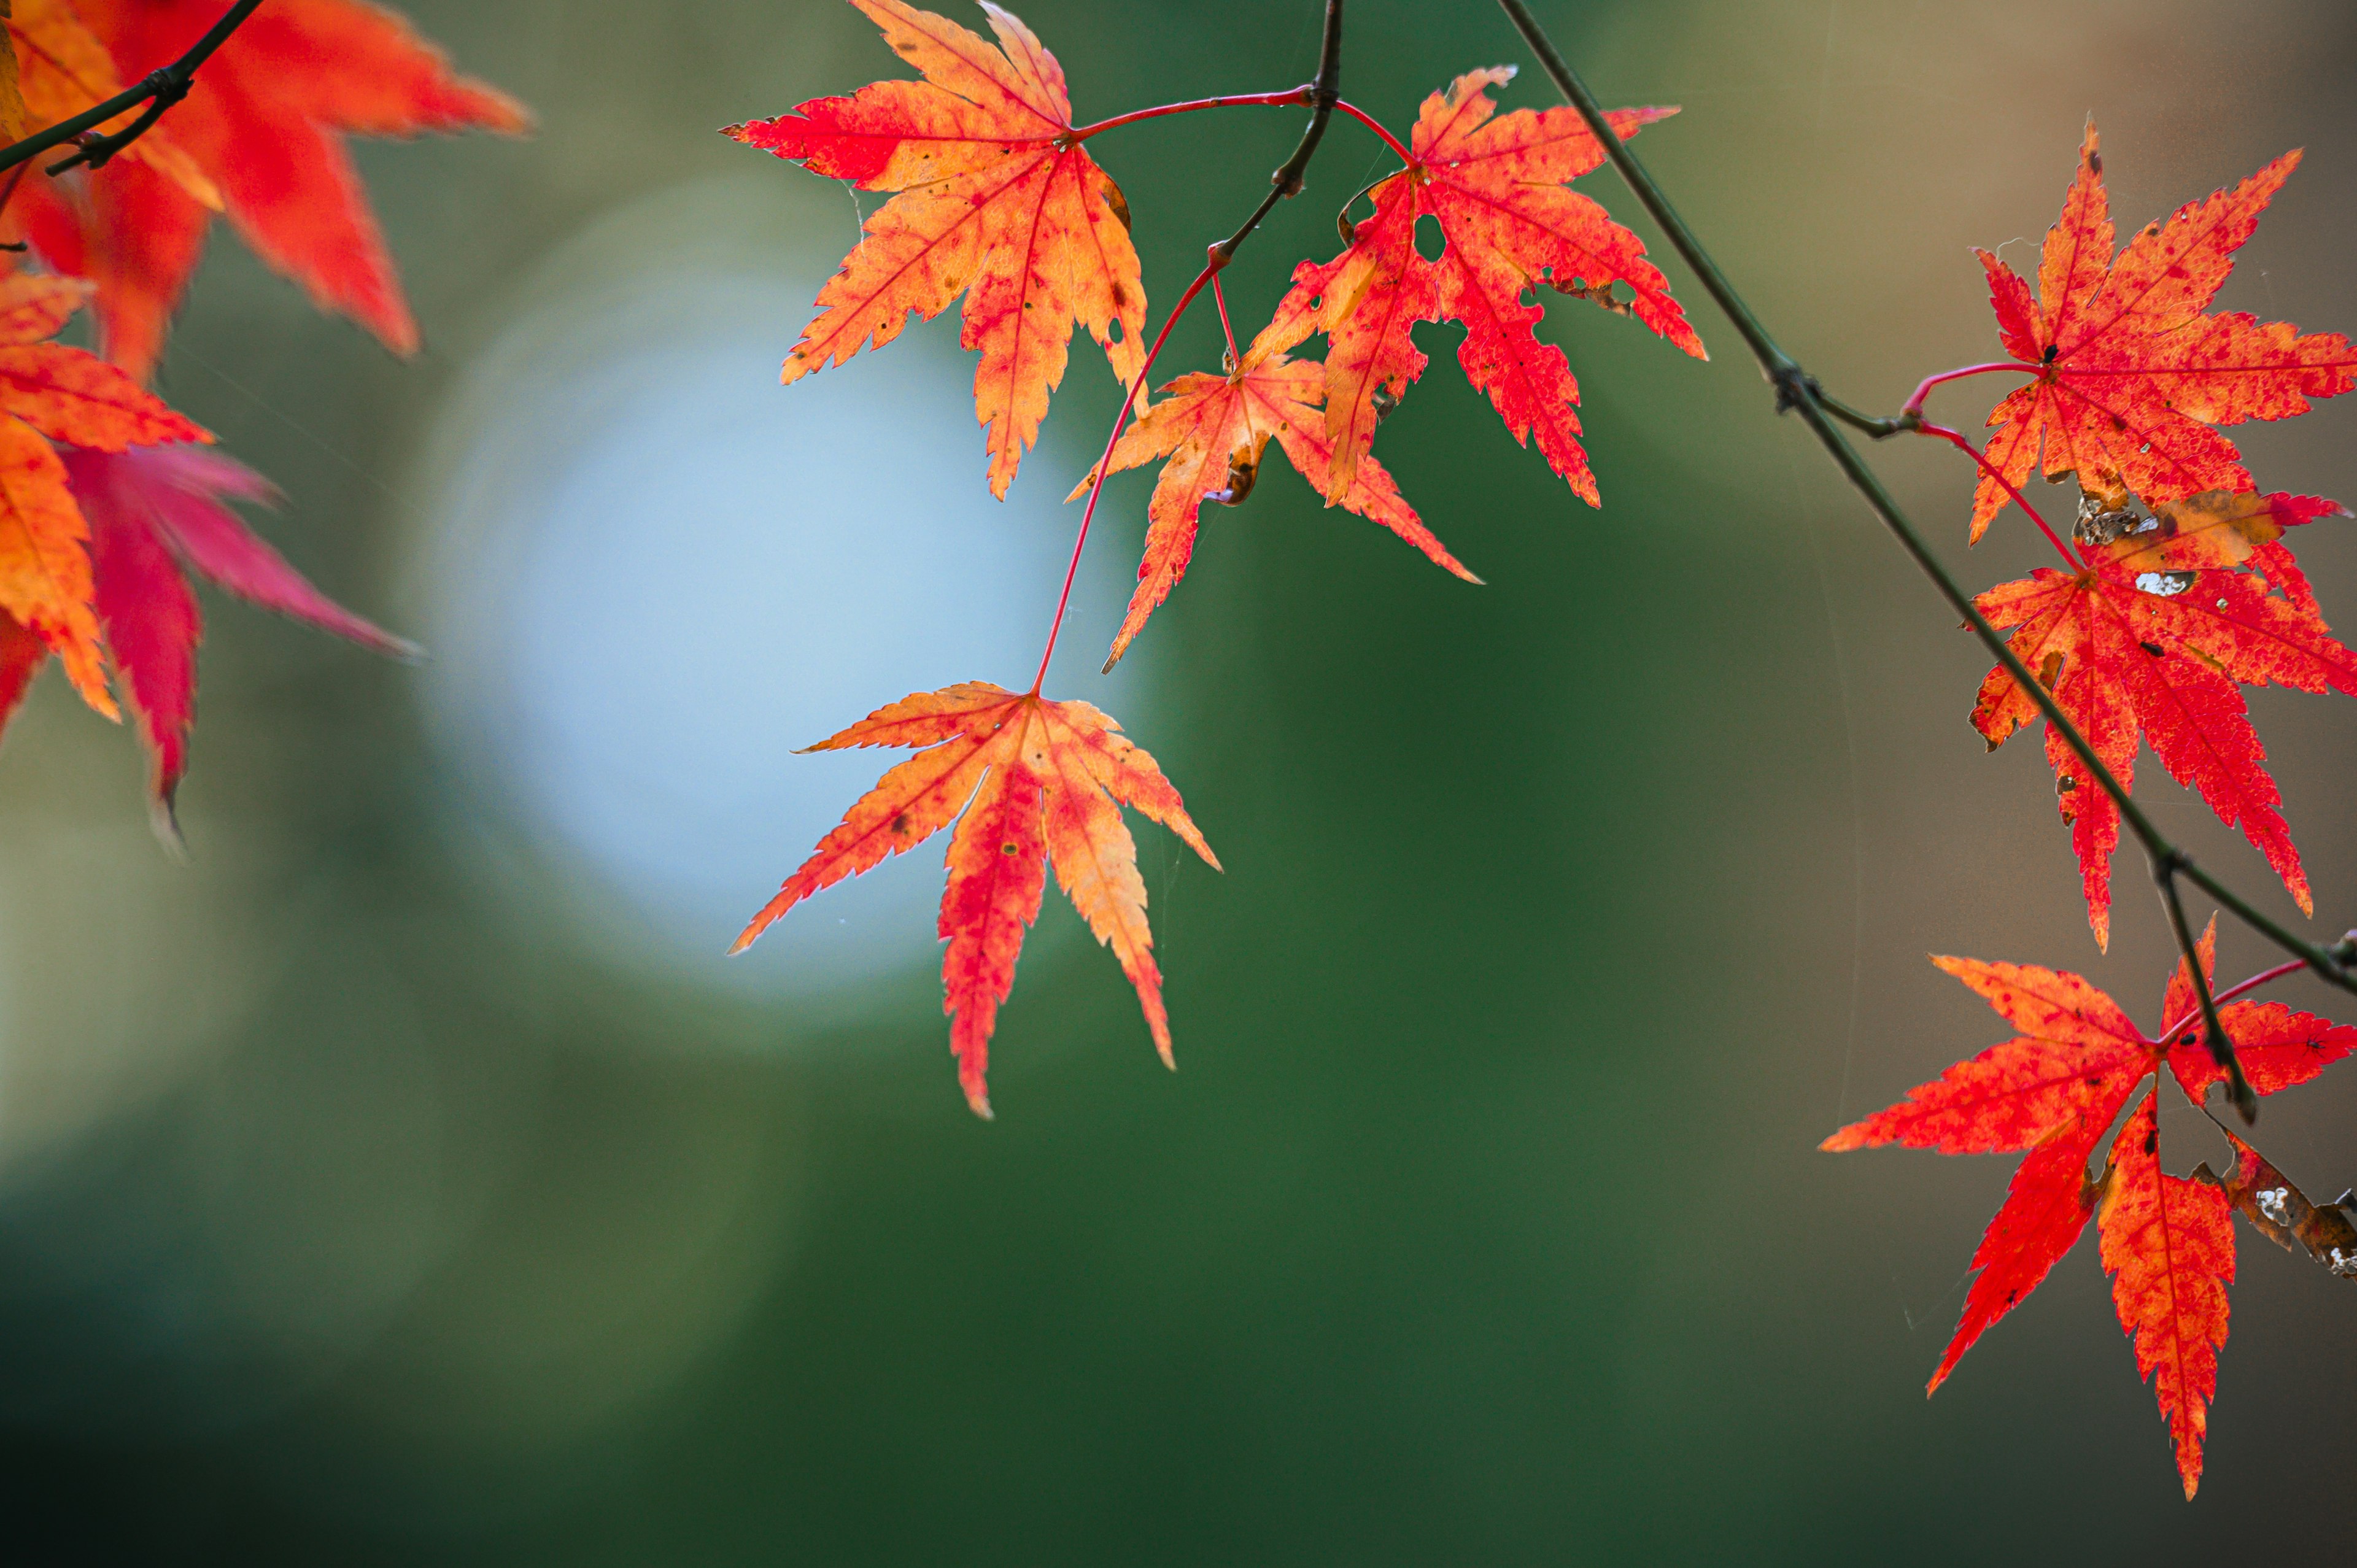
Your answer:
(0, 0), (265, 179)
(1207, 0), (1344, 267)
(1032, 0), (1349, 687)
(1492, 0), (2357, 1121)
(2156, 854), (2257, 1120)
(1819, 391), (1913, 439)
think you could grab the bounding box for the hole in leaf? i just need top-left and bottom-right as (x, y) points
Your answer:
(1414, 214), (1446, 263)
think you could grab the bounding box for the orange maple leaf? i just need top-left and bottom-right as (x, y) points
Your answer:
(2099, 1089), (2234, 1499)
(732, 682), (1217, 1117)
(1824, 932), (2353, 1497)
(727, 0), (1145, 499)
(1072, 312), (1479, 670)
(9, 0), (528, 379)
(1264, 67), (1703, 506)
(0, 271), (206, 716)
(0, 3), (33, 142)
(1968, 121), (2357, 541)
(1972, 489), (2356, 946)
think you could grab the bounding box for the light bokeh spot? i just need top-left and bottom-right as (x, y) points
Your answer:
(405, 176), (1145, 1013)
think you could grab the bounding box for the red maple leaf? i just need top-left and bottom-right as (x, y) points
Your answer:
(1972, 489), (2356, 946)
(60, 443), (410, 819)
(726, 0), (1146, 499)
(732, 682), (1217, 1117)
(1074, 312), (1478, 670)
(1264, 66), (1703, 506)
(0, 271), (205, 717)
(1968, 120), (2357, 541)
(0, 604), (48, 732)
(2151, 916), (2357, 1110)
(8, 0), (528, 379)
(1823, 930), (2356, 1497)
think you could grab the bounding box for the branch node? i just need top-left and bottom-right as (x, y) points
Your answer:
(1771, 365), (1821, 416)
(2, 0), (262, 182)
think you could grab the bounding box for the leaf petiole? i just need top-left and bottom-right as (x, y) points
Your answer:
(2154, 956), (2312, 1048)
(1329, 99), (1413, 165)
(1038, 1), (1352, 690)
(1032, 261), (1222, 695)
(1069, 89), (1317, 142)
(1902, 361), (2037, 418)
(1911, 419), (2083, 569)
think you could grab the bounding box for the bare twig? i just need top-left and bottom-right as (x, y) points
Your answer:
(0, 0), (265, 179)
(1207, 0), (1344, 267)
(2156, 856), (2256, 1120)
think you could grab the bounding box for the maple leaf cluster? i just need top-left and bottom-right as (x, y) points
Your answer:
(726, 0), (1705, 1113)
(1826, 928), (2356, 1497)
(1962, 123), (2357, 945)
(0, 0), (524, 814)
(1824, 120), (2357, 1499)
(0, 0), (2340, 1510)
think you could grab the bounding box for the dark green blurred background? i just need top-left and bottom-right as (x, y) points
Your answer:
(2, 0), (2354, 1559)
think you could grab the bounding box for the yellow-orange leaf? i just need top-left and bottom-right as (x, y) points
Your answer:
(0, 413), (107, 714)
(727, 0), (1145, 499)
(0, 2), (27, 144)
(1075, 316), (1477, 668)
(0, 269), (209, 720)
(0, 339), (204, 449)
(734, 682), (1215, 1116)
